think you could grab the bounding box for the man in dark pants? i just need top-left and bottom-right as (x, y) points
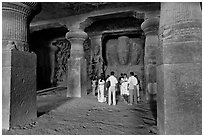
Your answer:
(127, 72), (138, 105)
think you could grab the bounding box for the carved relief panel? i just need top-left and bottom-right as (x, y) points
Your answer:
(117, 36), (130, 65)
(104, 36), (144, 90)
(106, 39), (118, 66)
(129, 38), (144, 65)
(105, 36), (144, 67)
(52, 39), (71, 86)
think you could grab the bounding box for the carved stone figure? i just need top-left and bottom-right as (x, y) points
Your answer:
(106, 39), (118, 66)
(129, 38), (144, 65)
(117, 36), (130, 65)
(104, 36), (144, 90)
(105, 36), (144, 68)
(52, 39), (71, 86)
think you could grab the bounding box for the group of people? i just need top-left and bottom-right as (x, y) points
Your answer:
(92, 71), (140, 106)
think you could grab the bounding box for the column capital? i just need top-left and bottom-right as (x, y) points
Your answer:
(65, 29), (88, 56)
(66, 29), (88, 42)
(141, 17), (159, 35)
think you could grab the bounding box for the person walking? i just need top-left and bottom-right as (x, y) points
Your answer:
(106, 71), (118, 105)
(127, 72), (138, 105)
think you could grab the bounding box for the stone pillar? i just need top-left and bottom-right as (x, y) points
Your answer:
(49, 44), (59, 86)
(66, 29), (88, 97)
(89, 34), (103, 77)
(141, 17), (159, 102)
(2, 2), (40, 129)
(158, 2), (202, 134)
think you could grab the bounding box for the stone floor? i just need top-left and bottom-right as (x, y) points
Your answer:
(3, 89), (158, 135)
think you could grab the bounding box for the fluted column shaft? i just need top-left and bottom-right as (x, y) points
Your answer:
(141, 17), (159, 101)
(2, 2), (40, 130)
(66, 29), (88, 97)
(2, 2), (39, 51)
(158, 2), (202, 134)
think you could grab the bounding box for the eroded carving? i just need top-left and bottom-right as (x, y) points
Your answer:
(52, 39), (71, 85)
(130, 38), (143, 65)
(117, 36), (130, 65)
(106, 37), (144, 66)
(106, 39), (118, 66)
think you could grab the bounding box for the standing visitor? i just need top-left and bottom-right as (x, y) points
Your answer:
(92, 76), (97, 96)
(134, 74), (140, 102)
(119, 73), (124, 100)
(97, 76), (106, 103)
(127, 72), (138, 105)
(106, 71), (118, 105)
(121, 73), (129, 103)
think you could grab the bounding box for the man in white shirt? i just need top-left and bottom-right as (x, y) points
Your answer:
(127, 72), (138, 105)
(106, 71), (118, 105)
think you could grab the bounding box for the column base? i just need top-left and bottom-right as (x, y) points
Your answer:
(2, 50), (37, 129)
(157, 63), (202, 134)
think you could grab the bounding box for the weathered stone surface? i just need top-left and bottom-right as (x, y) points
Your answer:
(117, 36), (130, 65)
(2, 67), (11, 130)
(157, 63), (202, 134)
(66, 29), (88, 97)
(89, 34), (103, 77)
(157, 2), (202, 135)
(141, 16), (159, 101)
(2, 50), (37, 129)
(2, 2), (40, 130)
(2, 2), (40, 51)
(67, 57), (82, 97)
(67, 57), (87, 97)
(157, 35), (202, 65)
(53, 39), (71, 87)
(130, 38), (143, 65)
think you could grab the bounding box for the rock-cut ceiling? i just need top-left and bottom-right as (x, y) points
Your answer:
(32, 2), (160, 23)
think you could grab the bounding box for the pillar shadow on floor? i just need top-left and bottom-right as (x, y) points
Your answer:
(37, 93), (74, 117)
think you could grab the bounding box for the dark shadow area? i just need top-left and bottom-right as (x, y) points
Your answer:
(37, 89), (74, 117)
(29, 27), (68, 91)
(149, 94), (157, 122)
(37, 97), (73, 117)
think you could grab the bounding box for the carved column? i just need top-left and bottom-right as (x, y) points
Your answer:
(89, 34), (103, 77)
(2, 2), (40, 129)
(48, 44), (59, 86)
(141, 17), (159, 102)
(158, 2), (202, 134)
(66, 29), (88, 97)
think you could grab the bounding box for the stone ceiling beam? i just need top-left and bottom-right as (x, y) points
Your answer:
(30, 3), (159, 32)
